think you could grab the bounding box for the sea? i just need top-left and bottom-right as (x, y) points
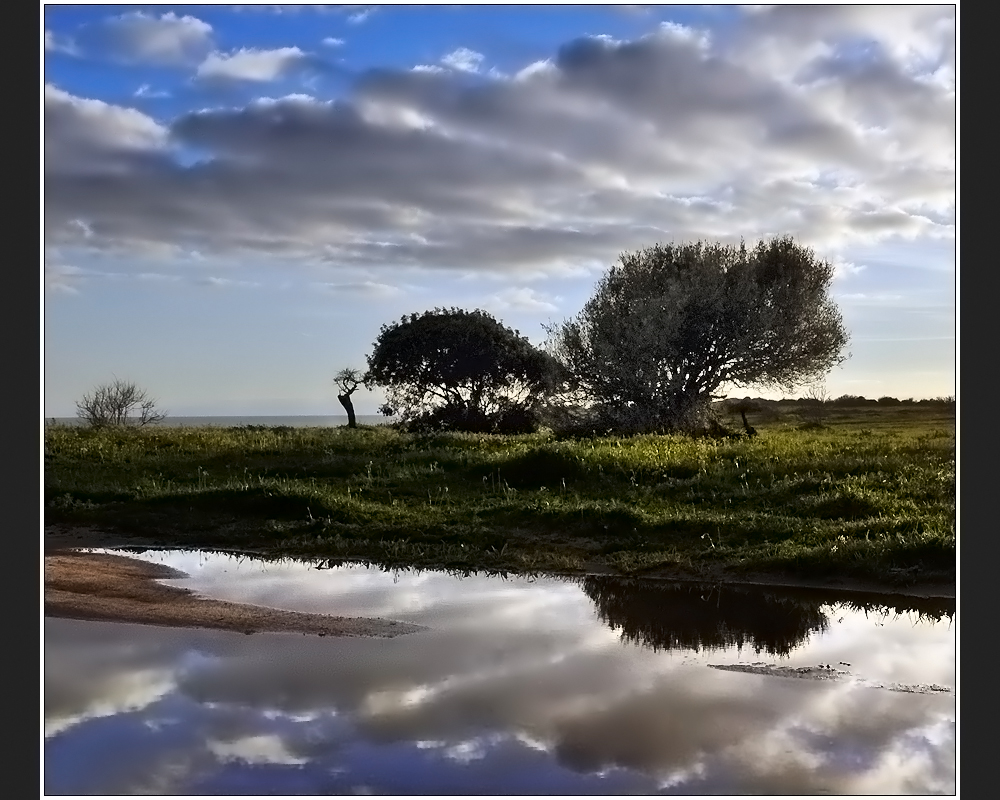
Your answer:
(45, 415), (394, 428)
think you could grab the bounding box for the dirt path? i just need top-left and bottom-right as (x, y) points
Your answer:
(44, 549), (425, 638)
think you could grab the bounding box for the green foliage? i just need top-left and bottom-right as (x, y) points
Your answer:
(832, 394), (877, 406)
(365, 307), (565, 432)
(334, 368), (363, 393)
(45, 405), (954, 585)
(546, 237), (849, 433)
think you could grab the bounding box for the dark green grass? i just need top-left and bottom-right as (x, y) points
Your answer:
(44, 405), (955, 585)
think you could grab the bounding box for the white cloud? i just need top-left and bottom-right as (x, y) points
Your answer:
(491, 287), (560, 313)
(443, 737), (490, 763)
(831, 259), (866, 279)
(44, 668), (175, 737)
(196, 47), (308, 82)
(44, 263), (85, 294)
(347, 9), (374, 25)
(196, 276), (261, 289)
(233, 5), (337, 14)
(322, 37), (345, 47)
(315, 280), (400, 298)
(514, 59), (555, 82)
(134, 84), (171, 99)
(657, 21), (711, 51)
(732, 5), (955, 90)
(442, 47), (485, 73)
(44, 29), (79, 56)
(208, 734), (307, 765)
(44, 84), (168, 174)
(44, 11), (954, 280)
(70, 219), (93, 237)
(616, 5), (657, 16)
(837, 292), (906, 305)
(85, 11), (214, 66)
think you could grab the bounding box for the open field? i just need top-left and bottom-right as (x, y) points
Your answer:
(44, 404), (955, 590)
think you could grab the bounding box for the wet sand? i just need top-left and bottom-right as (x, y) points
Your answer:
(44, 549), (425, 638)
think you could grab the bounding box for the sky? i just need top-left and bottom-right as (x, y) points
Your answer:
(42, 3), (957, 417)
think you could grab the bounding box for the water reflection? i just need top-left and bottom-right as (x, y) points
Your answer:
(582, 575), (953, 656)
(45, 554), (955, 795)
(583, 577), (828, 655)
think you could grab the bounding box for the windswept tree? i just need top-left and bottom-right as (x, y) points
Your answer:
(75, 379), (167, 428)
(334, 368), (363, 428)
(546, 236), (849, 433)
(365, 308), (564, 432)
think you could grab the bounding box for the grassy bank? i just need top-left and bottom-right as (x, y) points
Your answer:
(44, 404), (955, 587)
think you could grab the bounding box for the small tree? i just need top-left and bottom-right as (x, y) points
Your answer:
(75, 379), (167, 428)
(797, 382), (831, 425)
(546, 236), (849, 433)
(334, 367), (363, 428)
(801, 382), (831, 405)
(365, 308), (564, 432)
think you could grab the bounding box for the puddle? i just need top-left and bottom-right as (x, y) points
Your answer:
(44, 550), (956, 795)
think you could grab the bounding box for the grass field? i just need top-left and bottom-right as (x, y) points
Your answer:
(44, 403), (955, 587)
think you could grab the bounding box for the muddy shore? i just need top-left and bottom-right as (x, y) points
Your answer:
(44, 524), (954, 624)
(44, 533), (425, 638)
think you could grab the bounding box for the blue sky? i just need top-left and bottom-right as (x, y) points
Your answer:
(43, 4), (956, 417)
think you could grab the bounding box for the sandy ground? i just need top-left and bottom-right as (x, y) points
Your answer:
(44, 537), (425, 638)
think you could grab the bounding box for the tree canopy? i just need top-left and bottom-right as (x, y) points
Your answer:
(334, 367), (363, 428)
(365, 307), (563, 432)
(546, 236), (849, 432)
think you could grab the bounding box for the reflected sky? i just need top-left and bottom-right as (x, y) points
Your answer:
(44, 552), (955, 795)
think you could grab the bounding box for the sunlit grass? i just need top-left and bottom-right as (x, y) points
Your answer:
(44, 405), (955, 584)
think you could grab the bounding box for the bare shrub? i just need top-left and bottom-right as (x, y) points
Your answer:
(75, 380), (167, 428)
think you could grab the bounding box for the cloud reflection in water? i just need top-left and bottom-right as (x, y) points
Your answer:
(44, 555), (955, 794)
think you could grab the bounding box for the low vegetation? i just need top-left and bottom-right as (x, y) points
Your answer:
(45, 403), (955, 588)
(75, 379), (167, 428)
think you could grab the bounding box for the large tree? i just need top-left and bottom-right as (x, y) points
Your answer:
(546, 236), (849, 432)
(365, 308), (563, 432)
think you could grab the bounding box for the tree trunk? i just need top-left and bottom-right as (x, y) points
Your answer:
(337, 393), (357, 428)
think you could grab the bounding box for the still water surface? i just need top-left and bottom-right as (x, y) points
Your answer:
(44, 551), (956, 795)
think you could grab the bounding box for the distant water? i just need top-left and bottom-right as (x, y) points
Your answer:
(45, 415), (394, 428)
